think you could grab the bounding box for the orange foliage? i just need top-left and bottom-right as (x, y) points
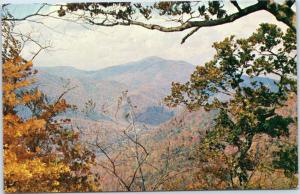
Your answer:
(3, 57), (101, 192)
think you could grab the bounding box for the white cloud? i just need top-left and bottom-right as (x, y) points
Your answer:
(12, 4), (288, 70)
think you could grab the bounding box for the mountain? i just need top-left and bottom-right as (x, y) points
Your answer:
(241, 75), (279, 91)
(34, 56), (196, 125)
(33, 56), (278, 126)
(136, 106), (175, 126)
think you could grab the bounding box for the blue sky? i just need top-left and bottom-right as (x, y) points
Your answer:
(5, 4), (46, 18)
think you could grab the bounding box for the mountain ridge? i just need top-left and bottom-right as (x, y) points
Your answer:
(36, 56), (194, 73)
(33, 56), (278, 126)
(34, 57), (196, 125)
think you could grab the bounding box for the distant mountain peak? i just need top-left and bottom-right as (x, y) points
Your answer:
(35, 65), (89, 78)
(142, 56), (166, 61)
(36, 56), (193, 73)
(34, 57), (196, 82)
(36, 65), (79, 70)
(140, 56), (191, 65)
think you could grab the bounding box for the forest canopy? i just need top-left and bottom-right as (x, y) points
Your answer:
(1, 0), (298, 192)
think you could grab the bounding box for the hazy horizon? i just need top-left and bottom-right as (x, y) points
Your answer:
(35, 55), (197, 71)
(7, 1), (290, 70)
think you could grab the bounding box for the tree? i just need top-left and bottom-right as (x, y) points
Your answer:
(164, 23), (297, 188)
(79, 92), (176, 191)
(2, 1), (296, 43)
(2, 21), (101, 192)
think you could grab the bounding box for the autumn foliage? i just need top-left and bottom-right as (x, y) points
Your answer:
(165, 24), (298, 189)
(2, 33), (101, 192)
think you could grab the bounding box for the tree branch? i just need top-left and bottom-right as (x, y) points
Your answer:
(181, 26), (200, 44)
(86, 2), (271, 44)
(87, 2), (265, 34)
(285, 0), (295, 7)
(4, 1), (296, 44)
(264, 1), (296, 32)
(2, 4), (48, 21)
(230, 0), (242, 12)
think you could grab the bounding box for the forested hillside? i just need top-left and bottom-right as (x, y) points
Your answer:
(34, 57), (195, 125)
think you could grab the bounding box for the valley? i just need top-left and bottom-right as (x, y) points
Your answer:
(32, 56), (296, 191)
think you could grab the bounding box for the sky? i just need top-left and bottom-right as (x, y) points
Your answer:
(5, 1), (291, 70)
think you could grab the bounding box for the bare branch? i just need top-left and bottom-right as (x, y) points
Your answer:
(89, 139), (131, 191)
(123, 130), (149, 156)
(56, 86), (77, 104)
(181, 26), (200, 44)
(230, 0), (242, 12)
(3, 4), (48, 21)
